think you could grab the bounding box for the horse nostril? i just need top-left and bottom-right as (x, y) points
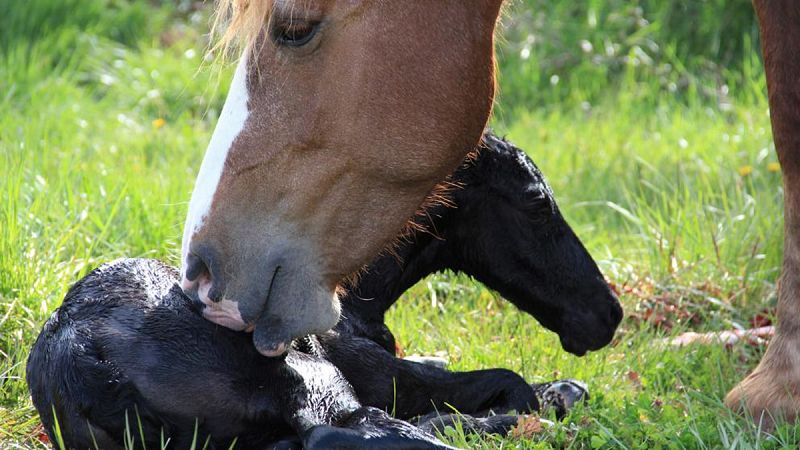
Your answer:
(185, 252), (210, 283)
(185, 247), (226, 303)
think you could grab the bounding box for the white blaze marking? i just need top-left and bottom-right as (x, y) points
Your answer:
(181, 52), (251, 278)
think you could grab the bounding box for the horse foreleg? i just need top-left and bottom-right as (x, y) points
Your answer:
(725, 0), (800, 425)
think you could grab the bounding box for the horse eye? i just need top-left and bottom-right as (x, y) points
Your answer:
(271, 21), (319, 47)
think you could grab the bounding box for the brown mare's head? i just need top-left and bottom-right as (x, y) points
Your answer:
(181, 0), (505, 356)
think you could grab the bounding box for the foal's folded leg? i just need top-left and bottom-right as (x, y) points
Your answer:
(411, 380), (590, 437)
(318, 333), (540, 419)
(407, 358), (590, 419)
(411, 381), (590, 437)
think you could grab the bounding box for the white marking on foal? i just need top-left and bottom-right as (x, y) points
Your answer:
(181, 51), (251, 279)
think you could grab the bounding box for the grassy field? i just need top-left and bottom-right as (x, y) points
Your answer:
(1, 0), (797, 448)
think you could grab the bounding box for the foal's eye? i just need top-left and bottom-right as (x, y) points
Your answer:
(271, 20), (319, 47)
(526, 191), (554, 214)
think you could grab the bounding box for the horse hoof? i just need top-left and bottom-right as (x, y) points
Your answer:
(725, 336), (800, 427)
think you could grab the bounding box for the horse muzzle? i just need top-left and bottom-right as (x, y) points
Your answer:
(181, 243), (340, 358)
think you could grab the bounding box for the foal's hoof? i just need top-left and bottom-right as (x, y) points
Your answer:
(533, 379), (588, 418)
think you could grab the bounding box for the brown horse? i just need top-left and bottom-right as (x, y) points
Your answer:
(726, 0), (800, 425)
(180, 0), (508, 357)
(177, 0), (800, 425)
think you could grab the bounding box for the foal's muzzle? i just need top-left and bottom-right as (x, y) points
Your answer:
(558, 294), (623, 356)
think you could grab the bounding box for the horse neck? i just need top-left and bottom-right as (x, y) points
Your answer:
(479, 0), (505, 21)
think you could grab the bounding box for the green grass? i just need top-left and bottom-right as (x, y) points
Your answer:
(1, 0), (798, 448)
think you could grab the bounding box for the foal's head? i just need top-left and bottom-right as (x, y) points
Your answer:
(442, 135), (623, 356)
(181, 0), (504, 356)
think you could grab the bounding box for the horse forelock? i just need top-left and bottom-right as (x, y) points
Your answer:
(211, 0), (277, 58)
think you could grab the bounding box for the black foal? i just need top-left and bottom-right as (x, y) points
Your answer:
(29, 259), (455, 449)
(29, 259), (575, 449)
(28, 132), (620, 449)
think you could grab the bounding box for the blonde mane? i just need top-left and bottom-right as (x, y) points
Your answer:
(211, 0), (276, 57)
